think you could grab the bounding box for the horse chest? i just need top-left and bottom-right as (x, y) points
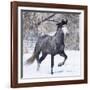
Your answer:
(50, 37), (64, 54)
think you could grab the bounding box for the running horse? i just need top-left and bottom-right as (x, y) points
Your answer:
(26, 19), (69, 74)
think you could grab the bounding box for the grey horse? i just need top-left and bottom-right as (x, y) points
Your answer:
(26, 19), (69, 74)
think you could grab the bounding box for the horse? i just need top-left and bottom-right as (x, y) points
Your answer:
(26, 19), (69, 74)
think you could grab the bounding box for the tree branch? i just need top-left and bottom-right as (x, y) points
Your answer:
(37, 14), (56, 25)
(47, 19), (59, 23)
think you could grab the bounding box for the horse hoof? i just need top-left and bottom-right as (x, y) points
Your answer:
(37, 67), (40, 71)
(58, 63), (63, 67)
(37, 68), (39, 71)
(51, 72), (53, 75)
(37, 64), (40, 71)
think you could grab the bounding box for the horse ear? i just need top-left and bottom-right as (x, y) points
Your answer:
(62, 19), (68, 24)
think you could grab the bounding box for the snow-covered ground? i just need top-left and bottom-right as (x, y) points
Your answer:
(23, 50), (81, 79)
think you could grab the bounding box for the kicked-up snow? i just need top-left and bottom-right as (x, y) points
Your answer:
(22, 50), (81, 79)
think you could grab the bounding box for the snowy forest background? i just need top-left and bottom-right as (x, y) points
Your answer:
(21, 10), (82, 78)
(21, 10), (80, 53)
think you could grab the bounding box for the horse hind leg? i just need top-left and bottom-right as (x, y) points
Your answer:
(58, 51), (67, 67)
(36, 54), (40, 71)
(37, 53), (47, 71)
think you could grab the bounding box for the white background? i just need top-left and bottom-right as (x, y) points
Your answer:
(0, 0), (89, 90)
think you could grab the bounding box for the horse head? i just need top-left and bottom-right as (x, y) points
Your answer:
(56, 19), (69, 36)
(56, 19), (68, 27)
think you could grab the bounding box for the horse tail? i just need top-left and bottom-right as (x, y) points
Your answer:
(26, 51), (36, 65)
(25, 40), (41, 65)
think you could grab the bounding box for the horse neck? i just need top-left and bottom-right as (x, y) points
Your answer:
(54, 27), (63, 37)
(53, 27), (64, 44)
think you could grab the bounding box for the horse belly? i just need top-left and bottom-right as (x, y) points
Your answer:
(41, 43), (51, 54)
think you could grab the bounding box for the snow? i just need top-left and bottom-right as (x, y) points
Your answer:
(22, 50), (81, 79)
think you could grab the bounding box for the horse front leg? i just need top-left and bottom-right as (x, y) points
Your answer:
(58, 51), (67, 67)
(51, 55), (54, 74)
